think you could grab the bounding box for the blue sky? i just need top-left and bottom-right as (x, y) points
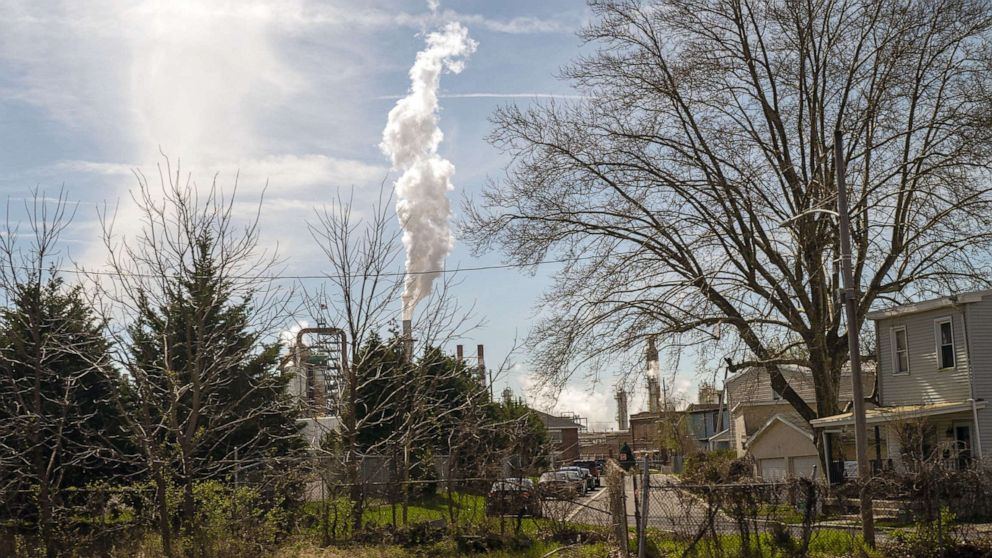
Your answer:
(0, 0), (697, 429)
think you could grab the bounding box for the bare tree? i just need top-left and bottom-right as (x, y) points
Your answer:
(464, 0), (992, 442)
(89, 158), (299, 556)
(301, 185), (536, 533)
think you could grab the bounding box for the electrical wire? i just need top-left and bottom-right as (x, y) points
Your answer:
(21, 251), (625, 282)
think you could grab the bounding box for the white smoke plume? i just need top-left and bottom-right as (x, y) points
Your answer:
(381, 22), (476, 320)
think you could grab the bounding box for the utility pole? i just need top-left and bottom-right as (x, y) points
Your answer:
(834, 129), (876, 548)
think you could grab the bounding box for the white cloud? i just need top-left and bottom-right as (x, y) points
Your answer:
(57, 154), (386, 198)
(511, 364), (618, 432)
(274, 4), (576, 35)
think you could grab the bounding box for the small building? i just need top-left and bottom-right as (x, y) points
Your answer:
(629, 386), (730, 460)
(629, 410), (662, 454)
(579, 430), (632, 460)
(812, 290), (992, 475)
(725, 363), (875, 481)
(529, 409), (586, 464)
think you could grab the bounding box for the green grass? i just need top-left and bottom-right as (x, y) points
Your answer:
(642, 527), (871, 558)
(757, 503), (806, 524)
(303, 490), (554, 541)
(363, 491), (486, 525)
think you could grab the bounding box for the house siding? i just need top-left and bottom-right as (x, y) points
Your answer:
(874, 297), (992, 460)
(877, 306), (972, 406)
(725, 366), (874, 457)
(964, 299), (992, 456)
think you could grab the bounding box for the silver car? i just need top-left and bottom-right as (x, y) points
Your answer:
(559, 466), (595, 492)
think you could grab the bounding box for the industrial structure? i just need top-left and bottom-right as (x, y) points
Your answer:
(455, 343), (488, 390)
(615, 387), (629, 431)
(284, 327), (348, 417)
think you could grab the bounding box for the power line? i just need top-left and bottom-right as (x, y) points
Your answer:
(26, 252), (618, 282)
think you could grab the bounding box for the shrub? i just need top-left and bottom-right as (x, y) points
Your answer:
(682, 450), (752, 484)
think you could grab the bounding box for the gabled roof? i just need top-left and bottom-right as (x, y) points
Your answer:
(866, 289), (992, 320)
(746, 414), (813, 448)
(726, 362), (876, 386)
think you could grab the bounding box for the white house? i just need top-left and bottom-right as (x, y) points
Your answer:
(811, 290), (991, 473)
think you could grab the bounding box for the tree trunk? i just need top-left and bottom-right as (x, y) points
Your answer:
(183, 474), (195, 537)
(38, 479), (54, 558)
(152, 465), (174, 558)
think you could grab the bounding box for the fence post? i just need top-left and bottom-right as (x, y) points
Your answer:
(638, 456), (650, 558)
(606, 461), (630, 556)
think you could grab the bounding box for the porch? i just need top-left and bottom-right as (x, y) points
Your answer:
(810, 400), (986, 481)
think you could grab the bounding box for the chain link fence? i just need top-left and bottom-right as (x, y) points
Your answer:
(6, 454), (992, 556)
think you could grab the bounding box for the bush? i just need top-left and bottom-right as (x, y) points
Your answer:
(682, 450), (751, 484)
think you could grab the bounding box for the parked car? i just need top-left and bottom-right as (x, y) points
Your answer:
(486, 478), (542, 517)
(559, 466), (595, 492)
(572, 460), (602, 487)
(539, 471), (585, 498)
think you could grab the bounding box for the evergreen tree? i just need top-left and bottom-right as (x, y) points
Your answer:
(128, 234), (302, 474)
(0, 275), (125, 553)
(348, 331), (407, 452)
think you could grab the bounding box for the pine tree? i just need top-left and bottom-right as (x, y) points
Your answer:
(0, 275), (124, 552)
(128, 234), (302, 477)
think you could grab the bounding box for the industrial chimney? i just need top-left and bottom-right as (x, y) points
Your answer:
(402, 319), (414, 364)
(615, 387), (629, 430)
(476, 344), (486, 386)
(698, 382), (719, 405)
(646, 337), (662, 413)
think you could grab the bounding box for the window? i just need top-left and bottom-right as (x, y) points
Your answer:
(891, 326), (909, 375)
(935, 318), (955, 369)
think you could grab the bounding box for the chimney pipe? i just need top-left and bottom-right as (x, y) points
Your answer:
(402, 319), (413, 364)
(476, 344), (486, 386)
(615, 387), (629, 431)
(456, 344), (464, 364)
(647, 337), (662, 413)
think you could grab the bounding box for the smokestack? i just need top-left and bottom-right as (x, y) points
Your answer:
(615, 387), (629, 430)
(381, 22), (477, 321)
(402, 319), (413, 364)
(646, 337), (661, 413)
(456, 344), (463, 364)
(476, 344), (486, 385)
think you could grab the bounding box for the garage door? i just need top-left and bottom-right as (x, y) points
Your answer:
(792, 456), (820, 479)
(759, 458), (786, 481)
